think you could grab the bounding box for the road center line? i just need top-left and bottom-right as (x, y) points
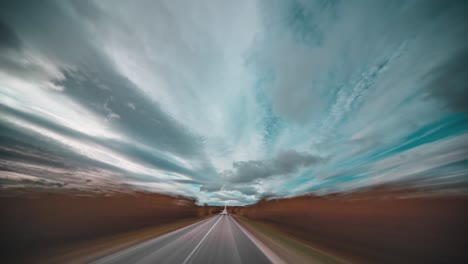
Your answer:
(182, 215), (223, 264)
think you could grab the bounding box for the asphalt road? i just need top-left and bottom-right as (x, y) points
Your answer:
(92, 214), (272, 264)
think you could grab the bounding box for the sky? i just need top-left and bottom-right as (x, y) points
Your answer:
(0, 0), (467, 205)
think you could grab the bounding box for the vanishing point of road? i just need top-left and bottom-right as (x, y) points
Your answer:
(92, 212), (273, 264)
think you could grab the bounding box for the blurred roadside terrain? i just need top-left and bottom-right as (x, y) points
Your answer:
(231, 189), (468, 264)
(1, 187), (467, 263)
(0, 188), (221, 263)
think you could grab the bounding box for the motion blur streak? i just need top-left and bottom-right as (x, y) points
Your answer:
(93, 215), (271, 264)
(1, 0), (468, 263)
(1, 0), (468, 206)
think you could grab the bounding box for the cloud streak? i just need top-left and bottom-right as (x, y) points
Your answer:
(224, 150), (325, 183)
(1, 0), (468, 204)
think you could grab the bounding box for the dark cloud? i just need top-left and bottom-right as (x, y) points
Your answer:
(0, 118), (96, 169)
(200, 182), (223, 192)
(0, 0), (213, 161)
(0, 20), (21, 50)
(57, 69), (208, 159)
(0, 119), (122, 188)
(199, 150), (325, 194)
(2, 0), (467, 204)
(0, 100), (213, 186)
(0, 19), (56, 86)
(0, 0), (217, 188)
(224, 150), (325, 183)
(427, 50), (468, 112)
(0, 0), (98, 66)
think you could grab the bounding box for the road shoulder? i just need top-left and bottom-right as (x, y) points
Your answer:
(23, 216), (213, 264)
(232, 215), (348, 264)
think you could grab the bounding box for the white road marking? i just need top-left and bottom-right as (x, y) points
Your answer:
(91, 216), (215, 264)
(230, 215), (286, 264)
(182, 215), (223, 264)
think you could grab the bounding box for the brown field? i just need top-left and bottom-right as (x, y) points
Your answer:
(0, 188), (221, 262)
(2, 187), (467, 264)
(231, 191), (468, 264)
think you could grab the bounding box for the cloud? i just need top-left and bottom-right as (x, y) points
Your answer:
(204, 190), (258, 206)
(229, 185), (260, 196)
(224, 150), (325, 183)
(427, 50), (468, 112)
(200, 182), (223, 192)
(200, 182), (262, 197)
(1, 0), (468, 205)
(0, 20), (21, 50)
(0, 0), (222, 198)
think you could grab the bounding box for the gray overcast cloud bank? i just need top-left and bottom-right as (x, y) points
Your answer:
(225, 150), (324, 183)
(1, 0), (468, 205)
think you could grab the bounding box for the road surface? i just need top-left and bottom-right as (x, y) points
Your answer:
(92, 214), (272, 264)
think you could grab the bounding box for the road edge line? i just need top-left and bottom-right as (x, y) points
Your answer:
(230, 215), (286, 264)
(92, 216), (216, 264)
(182, 215), (223, 264)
